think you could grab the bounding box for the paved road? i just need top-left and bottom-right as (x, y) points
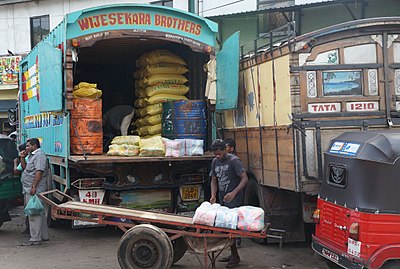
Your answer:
(0, 206), (329, 269)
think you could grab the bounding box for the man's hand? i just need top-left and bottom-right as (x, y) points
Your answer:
(210, 196), (217, 204)
(30, 186), (36, 195)
(13, 158), (18, 166)
(223, 191), (237, 203)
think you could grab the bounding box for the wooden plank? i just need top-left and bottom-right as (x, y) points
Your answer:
(69, 153), (215, 164)
(59, 201), (194, 225)
(52, 175), (67, 185)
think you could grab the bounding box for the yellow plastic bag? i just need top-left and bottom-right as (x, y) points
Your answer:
(139, 135), (165, 157)
(73, 82), (97, 91)
(107, 144), (140, 157)
(136, 103), (163, 118)
(140, 74), (188, 87)
(111, 136), (140, 146)
(73, 87), (102, 99)
(136, 50), (186, 67)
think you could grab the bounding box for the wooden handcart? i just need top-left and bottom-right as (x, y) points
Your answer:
(38, 190), (285, 269)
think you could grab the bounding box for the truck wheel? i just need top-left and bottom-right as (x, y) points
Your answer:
(0, 221), (3, 228)
(171, 237), (187, 264)
(381, 261), (400, 269)
(117, 224), (173, 269)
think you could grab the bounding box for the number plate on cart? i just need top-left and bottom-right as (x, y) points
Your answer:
(180, 185), (200, 201)
(347, 238), (361, 257)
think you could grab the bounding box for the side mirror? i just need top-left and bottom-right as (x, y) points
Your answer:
(8, 108), (17, 126)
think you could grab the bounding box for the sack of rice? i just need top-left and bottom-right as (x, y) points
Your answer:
(139, 74), (188, 87)
(136, 49), (186, 67)
(107, 144), (140, 157)
(111, 136), (140, 146)
(136, 103), (163, 118)
(139, 135), (165, 157)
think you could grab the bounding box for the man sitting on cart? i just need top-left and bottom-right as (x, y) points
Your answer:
(209, 139), (249, 268)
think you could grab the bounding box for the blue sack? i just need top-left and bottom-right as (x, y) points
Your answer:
(24, 195), (44, 216)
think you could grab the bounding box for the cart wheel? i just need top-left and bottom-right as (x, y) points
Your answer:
(171, 237), (187, 264)
(117, 224), (173, 269)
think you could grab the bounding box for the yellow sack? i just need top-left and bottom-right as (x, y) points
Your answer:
(146, 63), (188, 76)
(147, 94), (188, 106)
(136, 123), (162, 136)
(134, 97), (148, 108)
(139, 135), (165, 157)
(144, 84), (189, 97)
(111, 136), (140, 146)
(73, 87), (102, 99)
(73, 82), (97, 91)
(136, 103), (163, 118)
(142, 133), (162, 139)
(137, 50), (186, 67)
(135, 114), (162, 127)
(140, 74), (188, 87)
(135, 87), (147, 98)
(107, 144), (140, 157)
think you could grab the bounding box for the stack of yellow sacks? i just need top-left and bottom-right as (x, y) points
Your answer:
(107, 136), (140, 157)
(73, 82), (102, 98)
(133, 49), (189, 137)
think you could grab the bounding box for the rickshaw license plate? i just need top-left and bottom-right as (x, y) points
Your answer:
(180, 185), (200, 201)
(347, 238), (361, 257)
(322, 248), (339, 263)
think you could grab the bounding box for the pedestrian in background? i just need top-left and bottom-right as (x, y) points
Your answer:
(19, 138), (50, 246)
(209, 139), (248, 268)
(13, 142), (29, 235)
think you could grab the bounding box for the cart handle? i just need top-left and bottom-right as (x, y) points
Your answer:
(37, 189), (74, 208)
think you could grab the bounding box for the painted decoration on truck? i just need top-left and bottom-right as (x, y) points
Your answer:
(308, 103), (340, 113)
(329, 141), (360, 156)
(0, 56), (20, 87)
(344, 44), (376, 64)
(306, 71), (317, 97)
(21, 57), (39, 102)
(302, 50), (338, 65)
(394, 42), (400, 63)
(67, 5), (218, 48)
(395, 69), (400, 95)
(346, 101), (379, 112)
(367, 69), (378, 95)
(322, 71), (362, 96)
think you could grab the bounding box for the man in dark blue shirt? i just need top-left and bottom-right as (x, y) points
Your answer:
(209, 139), (248, 268)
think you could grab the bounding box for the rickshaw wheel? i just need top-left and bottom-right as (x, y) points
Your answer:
(117, 224), (173, 269)
(171, 237), (187, 264)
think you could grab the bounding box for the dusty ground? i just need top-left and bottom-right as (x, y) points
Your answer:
(0, 206), (329, 269)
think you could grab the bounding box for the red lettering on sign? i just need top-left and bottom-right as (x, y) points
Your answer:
(108, 14), (116, 25)
(117, 13), (124, 24)
(125, 13), (132, 25)
(100, 14), (108, 26)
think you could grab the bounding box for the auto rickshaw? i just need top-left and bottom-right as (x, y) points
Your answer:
(0, 134), (22, 228)
(312, 131), (400, 269)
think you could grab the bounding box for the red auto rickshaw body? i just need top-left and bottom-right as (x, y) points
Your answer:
(312, 131), (400, 269)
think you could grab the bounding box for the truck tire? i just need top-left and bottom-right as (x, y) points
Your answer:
(117, 224), (173, 269)
(0, 221), (3, 228)
(171, 237), (187, 264)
